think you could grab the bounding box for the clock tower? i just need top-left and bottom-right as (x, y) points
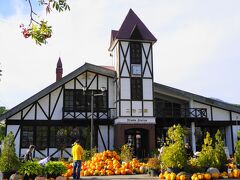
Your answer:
(109, 9), (157, 155)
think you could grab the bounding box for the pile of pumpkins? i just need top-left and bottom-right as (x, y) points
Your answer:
(159, 168), (240, 179)
(63, 150), (146, 177)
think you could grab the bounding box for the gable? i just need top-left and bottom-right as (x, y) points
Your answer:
(0, 63), (116, 121)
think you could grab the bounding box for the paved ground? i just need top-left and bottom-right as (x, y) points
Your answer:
(77, 174), (159, 180)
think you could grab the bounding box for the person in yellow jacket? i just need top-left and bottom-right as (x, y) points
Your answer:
(72, 139), (84, 179)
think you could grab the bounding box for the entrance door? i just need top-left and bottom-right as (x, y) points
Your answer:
(125, 128), (148, 158)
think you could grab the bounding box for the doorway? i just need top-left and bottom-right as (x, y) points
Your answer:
(125, 128), (149, 158)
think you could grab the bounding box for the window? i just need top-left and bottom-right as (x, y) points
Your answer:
(75, 90), (86, 111)
(154, 98), (182, 117)
(131, 78), (142, 100)
(36, 126), (48, 149)
(21, 126), (34, 148)
(50, 126), (90, 149)
(130, 42), (142, 64)
(64, 90), (74, 111)
(64, 89), (107, 112)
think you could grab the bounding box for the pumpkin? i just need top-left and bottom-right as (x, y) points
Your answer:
(207, 167), (220, 174)
(170, 172), (176, 180)
(197, 174), (204, 180)
(121, 169), (126, 175)
(180, 175), (186, 180)
(115, 169), (121, 175)
(211, 172), (220, 179)
(165, 174), (171, 180)
(159, 172), (165, 179)
(139, 165), (146, 174)
(176, 175), (180, 180)
(191, 174), (197, 180)
(204, 173), (211, 180)
(233, 168), (239, 178)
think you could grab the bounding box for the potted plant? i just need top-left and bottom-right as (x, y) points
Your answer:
(0, 131), (20, 179)
(161, 124), (187, 173)
(214, 130), (227, 171)
(234, 131), (240, 167)
(120, 144), (133, 163)
(196, 132), (216, 170)
(147, 157), (160, 176)
(44, 161), (67, 178)
(18, 161), (44, 180)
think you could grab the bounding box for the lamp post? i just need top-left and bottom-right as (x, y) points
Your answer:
(84, 87), (106, 151)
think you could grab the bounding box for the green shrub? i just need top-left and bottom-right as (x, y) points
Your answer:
(147, 157), (161, 170)
(120, 144), (133, 163)
(196, 132), (215, 168)
(161, 124), (187, 169)
(0, 131), (20, 172)
(214, 130), (227, 169)
(82, 147), (97, 161)
(44, 161), (67, 177)
(18, 161), (44, 176)
(234, 131), (240, 164)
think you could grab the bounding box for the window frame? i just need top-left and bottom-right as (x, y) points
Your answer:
(131, 77), (143, 100)
(130, 42), (142, 64)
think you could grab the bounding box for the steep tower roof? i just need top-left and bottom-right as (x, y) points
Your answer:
(109, 9), (157, 49)
(57, 57), (62, 68)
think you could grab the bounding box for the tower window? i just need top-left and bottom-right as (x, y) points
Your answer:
(131, 78), (142, 100)
(130, 42), (142, 64)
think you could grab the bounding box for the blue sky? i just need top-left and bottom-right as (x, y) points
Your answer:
(0, 1), (14, 17)
(0, 0), (240, 109)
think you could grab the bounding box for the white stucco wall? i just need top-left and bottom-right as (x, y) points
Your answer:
(132, 101), (142, 116)
(120, 101), (131, 116)
(143, 79), (153, 100)
(212, 107), (230, 121)
(143, 101), (153, 116)
(120, 78), (130, 99)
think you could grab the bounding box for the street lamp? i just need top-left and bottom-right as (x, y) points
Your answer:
(83, 87), (106, 151)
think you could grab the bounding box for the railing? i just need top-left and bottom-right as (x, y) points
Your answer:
(62, 107), (117, 120)
(155, 108), (207, 119)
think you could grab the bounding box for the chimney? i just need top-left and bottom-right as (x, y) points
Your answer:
(56, 57), (63, 81)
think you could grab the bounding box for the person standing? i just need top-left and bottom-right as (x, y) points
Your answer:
(72, 139), (84, 180)
(24, 145), (35, 161)
(185, 143), (193, 158)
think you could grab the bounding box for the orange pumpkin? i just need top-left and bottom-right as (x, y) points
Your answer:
(176, 175), (180, 180)
(159, 173), (165, 179)
(211, 172), (219, 179)
(233, 168), (239, 178)
(180, 175), (186, 180)
(197, 174), (204, 180)
(204, 173), (211, 180)
(170, 172), (176, 180)
(165, 173), (171, 180)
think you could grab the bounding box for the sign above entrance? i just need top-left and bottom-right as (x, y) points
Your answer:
(115, 117), (156, 124)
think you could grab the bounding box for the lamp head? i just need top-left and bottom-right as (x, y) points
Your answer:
(100, 87), (106, 92)
(82, 86), (87, 91)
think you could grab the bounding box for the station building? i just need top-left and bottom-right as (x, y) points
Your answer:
(1, 9), (240, 159)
